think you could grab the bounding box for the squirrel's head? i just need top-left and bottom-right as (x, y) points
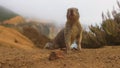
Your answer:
(67, 7), (80, 21)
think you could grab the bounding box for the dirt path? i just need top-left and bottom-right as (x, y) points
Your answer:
(0, 46), (120, 68)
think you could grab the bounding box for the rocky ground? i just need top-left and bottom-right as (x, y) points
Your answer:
(0, 45), (120, 68)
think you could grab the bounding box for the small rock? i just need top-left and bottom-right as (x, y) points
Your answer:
(63, 64), (66, 67)
(49, 50), (65, 61)
(96, 56), (99, 59)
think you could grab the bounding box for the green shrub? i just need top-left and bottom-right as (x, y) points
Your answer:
(82, 26), (106, 48)
(82, 1), (120, 48)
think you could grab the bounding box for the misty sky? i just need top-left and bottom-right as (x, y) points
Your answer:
(0, 0), (118, 25)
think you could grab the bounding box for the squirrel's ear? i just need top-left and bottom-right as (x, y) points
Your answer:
(67, 9), (70, 13)
(67, 9), (70, 17)
(76, 8), (78, 11)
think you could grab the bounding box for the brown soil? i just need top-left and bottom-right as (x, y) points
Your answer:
(0, 46), (120, 68)
(0, 26), (34, 50)
(0, 26), (120, 68)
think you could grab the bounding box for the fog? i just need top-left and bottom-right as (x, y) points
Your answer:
(0, 0), (117, 25)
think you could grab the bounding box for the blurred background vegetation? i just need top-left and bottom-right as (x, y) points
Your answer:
(0, 6), (18, 21)
(82, 1), (120, 48)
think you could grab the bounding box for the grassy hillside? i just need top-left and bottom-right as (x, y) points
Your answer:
(0, 6), (18, 21)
